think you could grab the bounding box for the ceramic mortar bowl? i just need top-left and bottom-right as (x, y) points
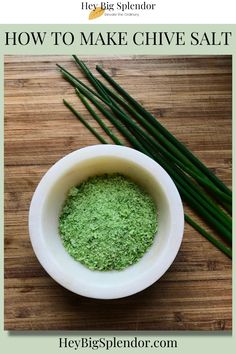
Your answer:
(29, 145), (184, 299)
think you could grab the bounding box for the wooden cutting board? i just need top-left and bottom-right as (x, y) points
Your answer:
(4, 55), (232, 331)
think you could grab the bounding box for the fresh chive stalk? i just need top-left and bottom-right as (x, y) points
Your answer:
(73, 55), (111, 103)
(185, 215), (232, 258)
(76, 91), (123, 145)
(57, 64), (102, 100)
(63, 99), (108, 144)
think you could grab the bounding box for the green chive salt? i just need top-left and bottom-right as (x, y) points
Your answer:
(59, 174), (158, 271)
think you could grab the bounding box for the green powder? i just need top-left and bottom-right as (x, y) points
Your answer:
(59, 174), (158, 271)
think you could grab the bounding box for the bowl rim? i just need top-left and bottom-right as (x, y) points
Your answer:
(29, 145), (184, 299)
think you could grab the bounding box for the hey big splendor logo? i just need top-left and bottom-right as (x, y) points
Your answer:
(81, 1), (157, 20)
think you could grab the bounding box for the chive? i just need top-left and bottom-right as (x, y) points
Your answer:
(57, 63), (102, 100)
(73, 55), (111, 103)
(63, 99), (108, 144)
(221, 200), (232, 215)
(185, 215), (232, 258)
(76, 91), (123, 146)
(96, 64), (232, 197)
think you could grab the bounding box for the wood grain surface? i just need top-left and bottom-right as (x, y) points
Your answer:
(4, 55), (232, 331)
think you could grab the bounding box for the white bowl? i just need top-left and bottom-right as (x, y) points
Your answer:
(29, 145), (184, 299)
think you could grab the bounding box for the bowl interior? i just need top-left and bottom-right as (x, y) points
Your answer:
(40, 155), (174, 295)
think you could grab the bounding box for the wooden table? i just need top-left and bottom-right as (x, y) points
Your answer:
(4, 55), (232, 331)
